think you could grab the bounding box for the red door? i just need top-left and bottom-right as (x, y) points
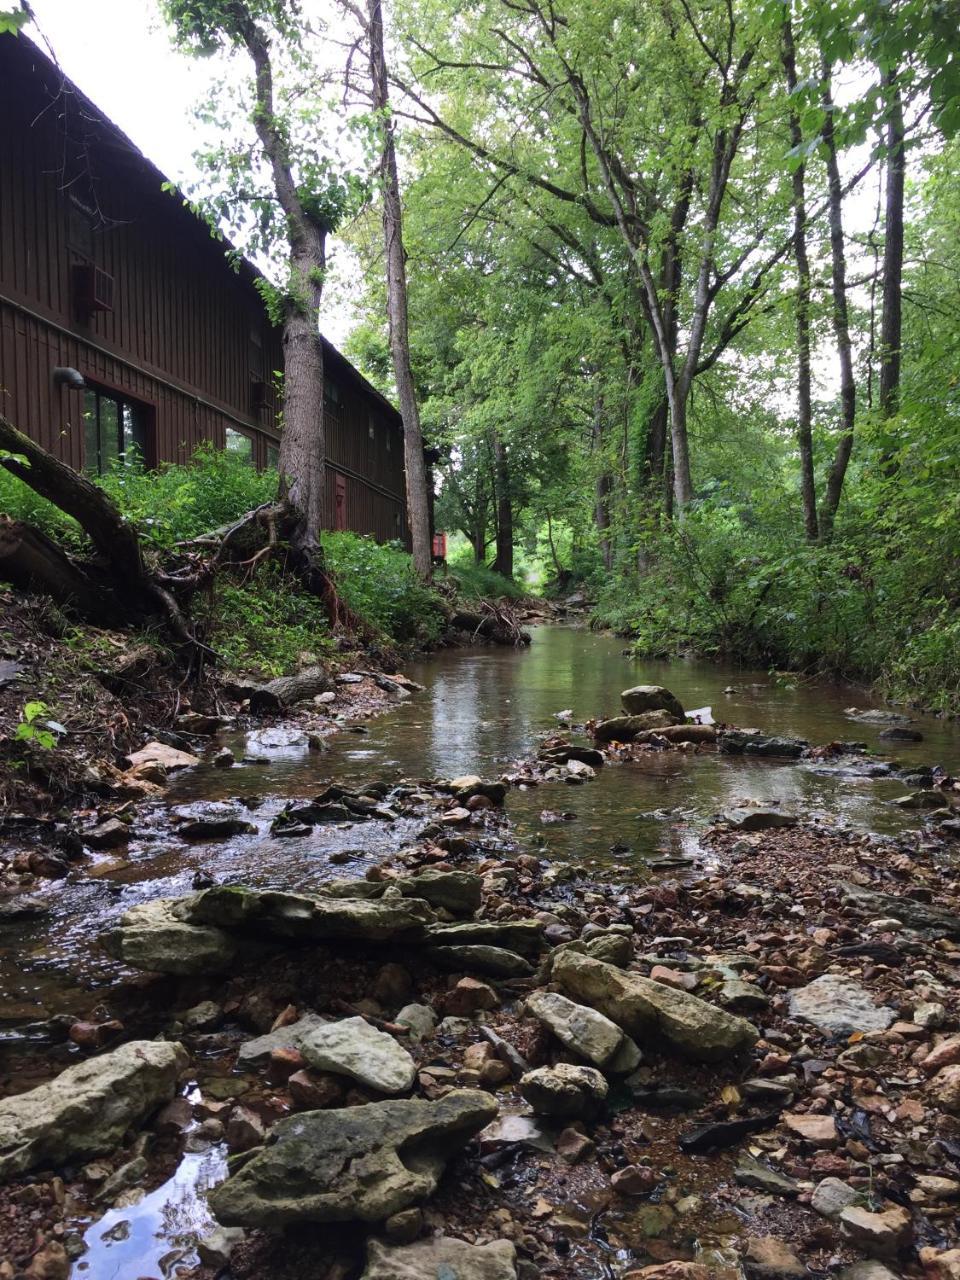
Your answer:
(334, 472), (347, 530)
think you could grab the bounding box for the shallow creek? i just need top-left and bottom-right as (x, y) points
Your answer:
(4, 624), (960, 1278)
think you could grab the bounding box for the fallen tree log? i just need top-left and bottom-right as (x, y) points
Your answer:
(226, 666), (334, 712)
(451, 608), (531, 647)
(635, 725), (717, 745)
(0, 517), (128, 626)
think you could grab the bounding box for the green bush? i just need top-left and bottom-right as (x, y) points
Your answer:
(322, 532), (447, 646)
(440, 557), (526, 602)
(100, 444), (276, 548)
(196, 562), (331, 678)
(0, 444), (276, 550)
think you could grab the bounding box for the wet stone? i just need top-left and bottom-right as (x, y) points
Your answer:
(362, 1236), (517, 1279)
(209, 1090), (498, 1227)
(299, 1016), (416, 1095)
(788, 975), (896, 1036)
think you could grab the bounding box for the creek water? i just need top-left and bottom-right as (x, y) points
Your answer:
(4, 624), (960, 1278)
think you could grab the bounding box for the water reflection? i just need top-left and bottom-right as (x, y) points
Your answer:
(76, 1146), (226, 1279)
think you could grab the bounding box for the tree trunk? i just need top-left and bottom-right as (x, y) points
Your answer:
(365, 0), (433, 578)
(235, 6), (327, 560)
(490, 432), (513, 578)
(0, 516), (127, 625)
(818, 59), (857, 540)
(879, 69), (905, 425)
(592, 394), (613, 571)
(278, 287), (325, 560)
(782, 18), (819, 542)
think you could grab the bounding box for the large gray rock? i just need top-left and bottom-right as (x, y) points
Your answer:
(324, 870), (482, 917)
(0, 1040), (188, 1178)
(237, 1013), (329, 1068)
(839, 882), (960, 939)
(620, 685), (685, 720)
(362, 1237), (517, 1279)
(185, 884), (436, 941)
(788, 975), (895, 1036)
(423, 919), (545, 957)
(209, 1090), (498, 1227)
(519, 1063), (607, 1118)
(102, 898), (239, 976)
(552, 950), (758, 1062)
(525, 990), (628, 1068)
(300, 1017), (416, 1094)
(718, 731), (807, 758)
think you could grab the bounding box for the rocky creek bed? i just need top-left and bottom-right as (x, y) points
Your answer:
(1, 659), (960, 1280)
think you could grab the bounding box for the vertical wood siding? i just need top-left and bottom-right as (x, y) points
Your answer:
(0, 33), (409, 546)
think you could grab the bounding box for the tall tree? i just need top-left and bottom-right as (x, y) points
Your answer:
(818, 56), (857, 539)
(781, 14), (818, 542)
(162, 0), (355, 578)
(360, 0), (433, 576)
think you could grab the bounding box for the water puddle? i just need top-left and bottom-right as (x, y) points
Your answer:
(75, 1145), (226, 1279)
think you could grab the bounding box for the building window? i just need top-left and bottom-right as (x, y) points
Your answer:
(225, 427), (254, 464)
(82, 386), (151, 475)
(324, 380), (340, 411)
(266, 444), (280, 470)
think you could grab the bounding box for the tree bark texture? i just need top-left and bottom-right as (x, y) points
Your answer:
(782, 18), (819, 542)
(236, 5), (327, 557)
(490, 431), (513, 578)
(818, 60), (857, 540)
(366, 0), (434, 578)
(879, 69), (905, 423)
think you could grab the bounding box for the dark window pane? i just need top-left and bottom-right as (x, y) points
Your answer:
(82, 389), (99, 474)
(225, 427), (253, 463)
(121, 402), (149, 463)
(99, 396), (120, 472)
(266, 444), (279, 470)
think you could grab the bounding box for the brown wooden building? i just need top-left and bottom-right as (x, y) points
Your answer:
(0, 32), (409, 544)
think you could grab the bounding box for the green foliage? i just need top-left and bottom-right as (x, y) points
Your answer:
(0, 5), (29, 35)
(99, 445), (276, 548)
(440, 557), (526, 603)
(196, 563), (331, 678)
(0, 444), (274, 550)
(322, 533), (447, 646)
(14, 700), (56, 751)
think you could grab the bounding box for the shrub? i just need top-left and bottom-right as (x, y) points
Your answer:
(322, 532), (447, 646)
(196, 562), (332, 678)
(441, 557), (526, 602)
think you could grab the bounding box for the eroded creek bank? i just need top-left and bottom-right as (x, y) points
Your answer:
(2, 626), (960, 1280)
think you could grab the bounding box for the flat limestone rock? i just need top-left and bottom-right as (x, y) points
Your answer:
(721, 808), (797, 831)
(0, 1040), (188, 1178)
(185, 885), (436, 941)
(552, 950), (758, 1062)
(102, 898), (239, 976)
(209, 1090), (498, 1227)
(125, 741), (200, 771)
(423, 919), (546, 957)
(323, 870), (482, 916)
(237, 1013), (329, 1067)
(426, 945), (534, 978)
(300, 1017), (416, 1094)
(525, 990), (625, 1068)
(362, 1236), (517, 1279)
(788, 975), (895, 1036)
(839, 882), (960, 939)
